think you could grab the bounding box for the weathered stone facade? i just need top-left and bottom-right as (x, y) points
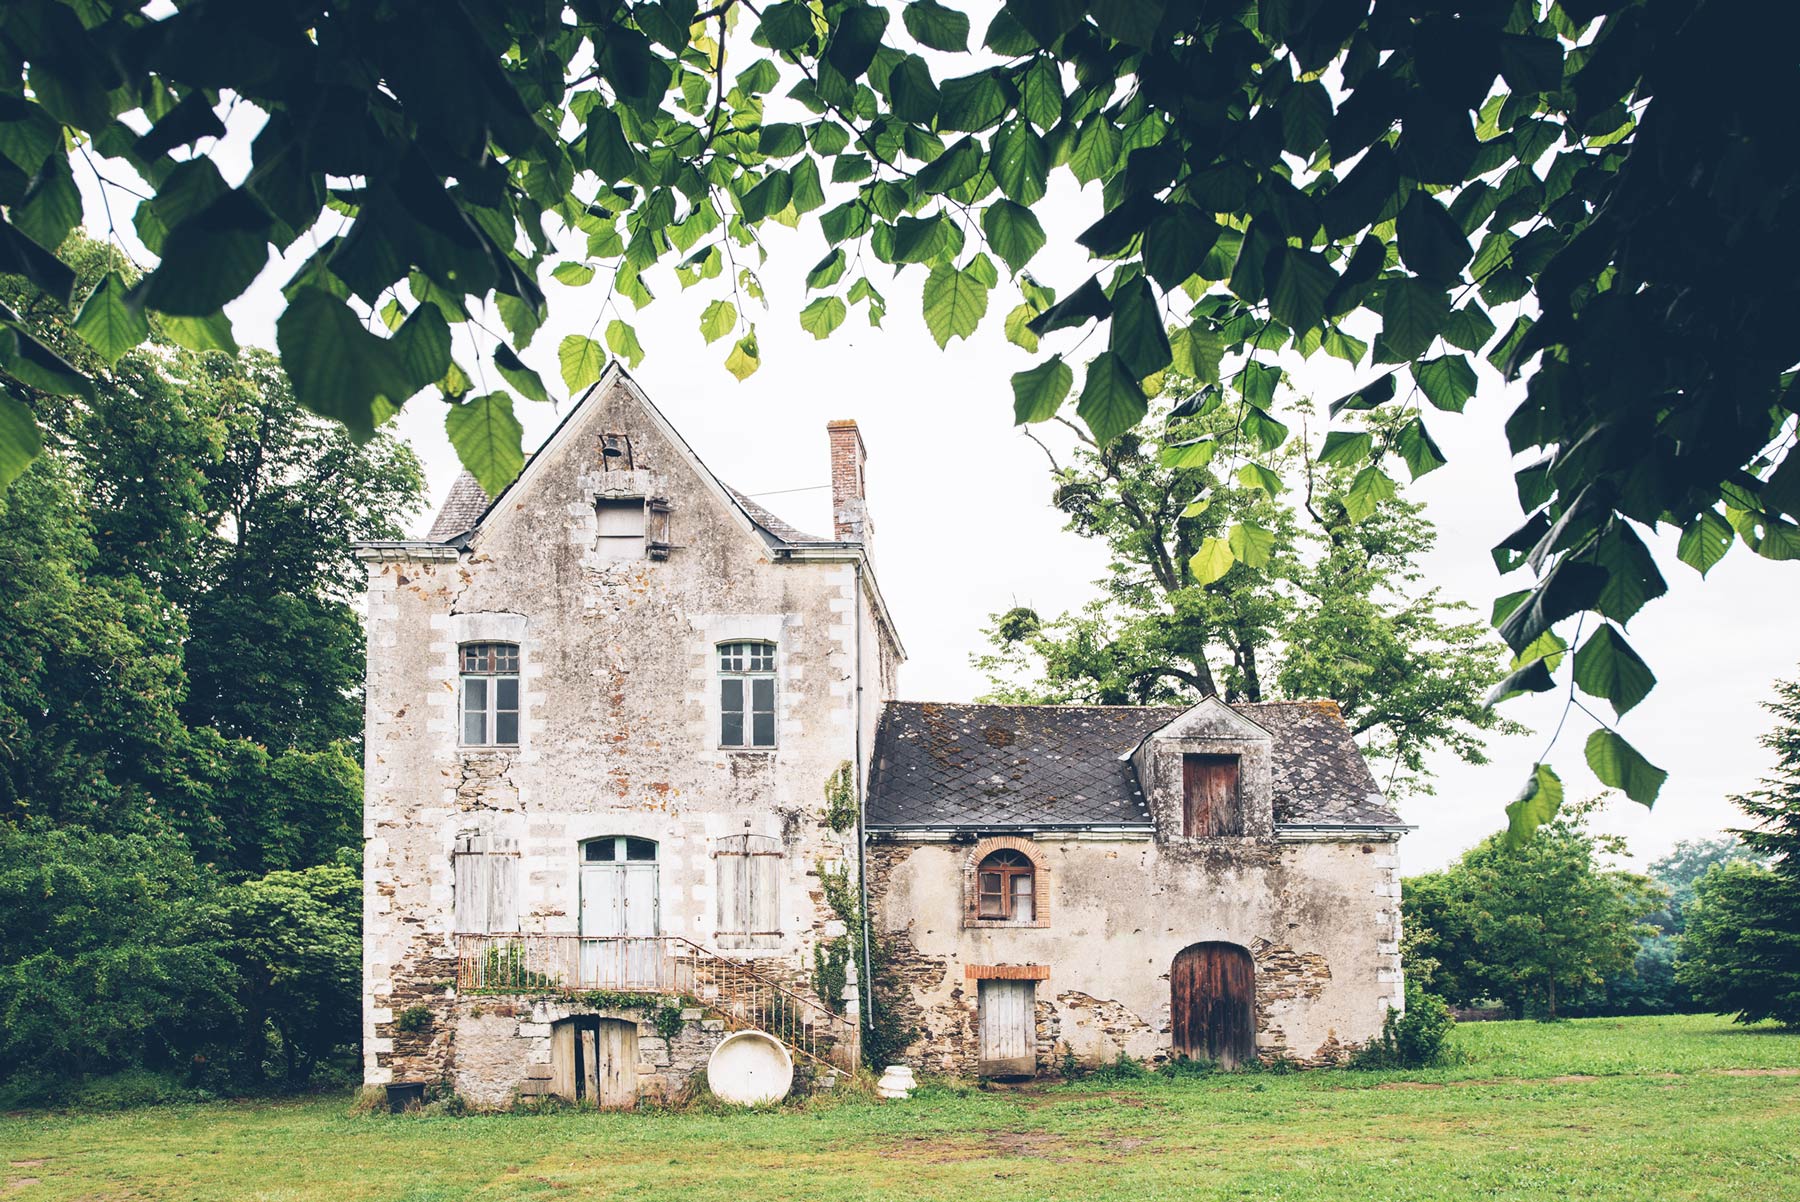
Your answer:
(864, 698), (1406, 1075)
(358, 366), (900, 1107)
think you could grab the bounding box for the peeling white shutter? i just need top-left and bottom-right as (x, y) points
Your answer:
(454, 834), (519, 934)
(714, 834), (781, 948)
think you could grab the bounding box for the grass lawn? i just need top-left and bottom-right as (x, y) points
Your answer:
(3, 1014), (1797, 1201)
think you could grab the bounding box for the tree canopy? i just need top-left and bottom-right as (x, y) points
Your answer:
(0, 0), (1794, 822)
(977, 389), (1523, 795)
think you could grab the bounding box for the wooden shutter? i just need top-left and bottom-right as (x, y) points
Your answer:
(454, 834), (519, 933)
(714, 834), (782, 948)
(1182, 755), (1242, 836)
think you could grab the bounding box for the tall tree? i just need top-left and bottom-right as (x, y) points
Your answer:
(978, 391), (1521, 793)
(1677, 671), (1800, 1027)
(1404, 798), (1664, 1017)
(1, 2), (1792, 821)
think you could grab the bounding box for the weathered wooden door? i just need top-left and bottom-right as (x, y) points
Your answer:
(978, 979), (1037, 1077)
(1171, 942), (1255, 1067)
(594, 1018), (639, 1109)
(579, 837), (660, 986)
(1182, 754), (1242, 835)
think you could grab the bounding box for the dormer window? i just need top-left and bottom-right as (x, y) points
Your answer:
(1183, 754), (1242, 836)
(461, 642), (520, 746)
(595, 497), (647, 560)
(718, 641), (776, 748)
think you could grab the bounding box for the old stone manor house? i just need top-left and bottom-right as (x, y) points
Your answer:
(356, 363), (1406, 1107)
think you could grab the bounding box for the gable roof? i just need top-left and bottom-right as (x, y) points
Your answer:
(865, 700), (1401, 832)
(418, 363), (844, 550)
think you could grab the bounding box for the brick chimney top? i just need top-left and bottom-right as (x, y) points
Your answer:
(827, 420), (871, 544)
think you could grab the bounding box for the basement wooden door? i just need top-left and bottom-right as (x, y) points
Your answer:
(978, 979), (1037, 1078)
(553, 1017), (639, 1108)
(1171, 942), (1255, 1068)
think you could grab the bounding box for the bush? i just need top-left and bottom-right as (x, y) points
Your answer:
(1085, 1052), (1150, 1084)
(1156, 1055), (1216, 1079)
(1352, 984), (1457, 1069)
(395, 1005), (433, 1033)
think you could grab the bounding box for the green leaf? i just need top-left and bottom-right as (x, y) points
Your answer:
(1394, 417), (1447, 479)
(138, 190), (273, 317)
(73, 273), (150, 366)
(1486, 656), (1557, 707)
(1329, 370), (1399, 417)
(1504, 763), (1564, 846)
(1227, 521), (1276, 568)
(1169, 324), (1224, 383)
(391, 306), (451, 396)
(937, 71), (1007, 132)
(1190, 536), (1236, 586)
(0, 389), (42, 490)
(1108, 277), (1171, 378)
(1076, 351), (1148, 444)
(903, 0), (970, 50)
(1143, 204), (1220, 292)
(13, 152), (80, 253)
(1159, 437), (1217, 469)
(1412, 354), (1478, 412)
(1004, 303), (1040, 352)
(605, 319), (646, 369)
(1572, 624), (1657, 717)
(158, 311), (238, 356)
(1319, 430), (1374, 467)
(275, 286), (420, 439)
(1585, 729), (1666, 806)
(1266, 246), (1336, 336)
(1343, 465), (1397, 523)
(1011, 355), (1073, 424)
(724, 331), (760, 381)
(1377, 278), (1452, 363)
(493, 344), (550, 402)
(982, 201), (1046, 275)
(445, 393), (526, 497)
(1396, 191), (1474, 282)
(798, 296), (847, 340)
(825, 5), (888, 79)
(551, 337), (603, 400)
(700, 299), (737, 345)
(806, 249), (847, 291)
(1235, 361), (1281, 408)
(888, 54), (940, 124)
(1676, 510), (1733, 577)
(921, 262), (989, 348)
(1592, 521), (1668, 623)
(991, 122), (1049, 206)
(551, 261), (596, 286)
(1242, 404), (1289, 455)
(1237, 463), (1284, 495)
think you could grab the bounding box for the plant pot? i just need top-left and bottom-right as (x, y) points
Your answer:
(386, 1082), (426, 1113)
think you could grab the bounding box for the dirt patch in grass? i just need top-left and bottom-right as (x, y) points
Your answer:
(1717, 1068), (1800, 1077)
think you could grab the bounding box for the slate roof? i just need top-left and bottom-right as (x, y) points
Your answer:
(865, 700), (1401, 831)
(426, 470), (493, 541)
(723, 486), (834, 545)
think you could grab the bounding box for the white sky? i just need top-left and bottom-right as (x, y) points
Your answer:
(65, 42), (1800, 875)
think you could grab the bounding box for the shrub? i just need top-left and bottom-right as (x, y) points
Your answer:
(1086, 1052), (1150, 1084)
(395, 1005), (433, 1034)
(1157, 1055), (1216, 1079)
(1352, 983), (1456, 1069)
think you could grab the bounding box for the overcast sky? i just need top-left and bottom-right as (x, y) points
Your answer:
(68, 44), (1799, 875)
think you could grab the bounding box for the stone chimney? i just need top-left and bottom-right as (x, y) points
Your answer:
(827, 420), (871, 544)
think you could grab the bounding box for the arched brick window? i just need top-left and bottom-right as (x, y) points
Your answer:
(962, 837), (1049, 929)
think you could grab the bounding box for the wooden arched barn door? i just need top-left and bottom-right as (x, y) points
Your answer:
(1171, 942), (1256, 1068)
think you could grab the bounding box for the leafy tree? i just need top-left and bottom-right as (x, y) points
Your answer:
(0, 822), (236, 1085)
(1647, 835), (1759, 934)
(978, 391), (1521, 794)
(221, 860), (361, 1084)
(1, 0), (1790, 817)
(1677, 671), (1800, 1027)
(1404, 799), (1664, 1017)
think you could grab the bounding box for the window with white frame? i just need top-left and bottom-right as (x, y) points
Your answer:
(713, 833), (783, 949)
(453, 834), (519, 934)
(595, 497), (647, 560)
(718, 641), (776, 748)
(461, 642), (520, 746)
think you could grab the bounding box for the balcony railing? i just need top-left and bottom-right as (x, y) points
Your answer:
(453, 933), (853, 1071)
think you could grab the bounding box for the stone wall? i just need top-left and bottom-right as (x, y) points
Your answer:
(361, 372), (898, 1090)
(867, 832), (1402, 1076)
(450, 997), (729, 1109)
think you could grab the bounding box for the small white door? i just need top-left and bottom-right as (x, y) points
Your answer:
(580, 837), (660, 986)
(978, 979), (1037, 1077)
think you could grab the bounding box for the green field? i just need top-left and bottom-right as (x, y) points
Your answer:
(4, 1015), (1797, 1201)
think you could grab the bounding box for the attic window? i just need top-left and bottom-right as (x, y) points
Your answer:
(1183, 754), (1242, 836)
(595, 498), (646, 560)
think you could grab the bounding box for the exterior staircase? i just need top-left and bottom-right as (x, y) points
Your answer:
(455, 933), (855, 1073)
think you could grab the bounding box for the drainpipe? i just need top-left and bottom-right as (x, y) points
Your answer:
(853, 558), (874, 1049)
